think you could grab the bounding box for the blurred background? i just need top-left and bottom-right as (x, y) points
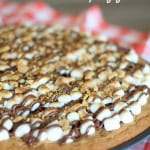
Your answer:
(13, 0), (150, 32)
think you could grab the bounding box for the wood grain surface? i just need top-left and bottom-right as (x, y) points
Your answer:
(11, 0), (150, 32)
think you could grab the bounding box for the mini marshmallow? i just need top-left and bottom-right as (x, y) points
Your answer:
(25, 90), (39, 97)
(138, 94), (149, 106)
(67, 112), (80, 122)
(127, 102), (141, 115)
(0, 90), (13, 99)
(4, 99), (18, 110)
(113, 114), (120, 123)
(67, 49), (86, 61)
(106, 44), (117, 51)
(0, 128), (10, 141)
(14, 123), (31, 137)
(143, 74), (150, 88)
(47, 120), (59, 126)
(47, 126), (63, 142)
(90, 103), (101, 113)
(31, 102), (40, 112)
(70, 91), (82, 101)
(38, 131), (47, 141)
(0, 65), (9, 71)
(119, 61), (128, 69)
(102, 98), (112, 105)
(114, 89), (125, 98)
(43, 102), (64, 108)
(127, 92), (141, 104)
(65, 138), (74, 144)
(98, 71), (107, 82)
(31, 76), (49, 89)
(93, 98), (102, 103)
(114, 102), (127, 112)
(59, 69), (70, 75)
(71, 69), (83, 79)
(120, 110), (133, 124)
(2, 83), (14, 90)
(96, 108), (112, 121)
(125, 50), (139, 63)
(104, 117), (120, 131)
(21, 109), (30, 117)
(124, 75), (140, 85)
(134, 70), (144, 79)
(46, 83), (57, 91)
(58, 94), (72, 104)
(38, 85), (49, 95)
(80, 120), (95, 135)
(143, 64), (150, 74)
(2, 119), (13, 130)
(32, 129), (39, 138)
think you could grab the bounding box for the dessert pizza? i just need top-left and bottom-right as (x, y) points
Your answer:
(0, 25), (150, 150)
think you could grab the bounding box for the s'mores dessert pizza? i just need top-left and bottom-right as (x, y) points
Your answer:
(0, 26), (150, 150)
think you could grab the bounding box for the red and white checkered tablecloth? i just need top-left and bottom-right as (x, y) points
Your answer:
(0, 1), (149, 150)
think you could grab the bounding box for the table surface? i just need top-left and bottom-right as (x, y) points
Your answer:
(12, 0), (150, 32)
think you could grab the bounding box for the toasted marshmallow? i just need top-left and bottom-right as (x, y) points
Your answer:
(32, 129), (39, 138)
(80, 120), (95, 135)
(70, 91), (82, 101)
(114, 102), (127, 112)
(67, 112), (80, 122)
(31, 102), (40, 112)
(124, 75), (139, 85)
(46, 126), (63, 142)
(114, 89), (125, 98)
(0, 90), (13, 99)
(96, 108), (112, 121)
(98, 71), (107, 82)
(143, 74), (150, 88)
(102, 97), (112, 105)
(119, 61), (128, 69)
(0, 65), (9, 71)
(14, 124), (31, 137)
(43, 102), (64, 108)
(120, 110), (133, 124)
(46, 83), (57, 91)
(113, 114), (121, 123)
(58, 94), (72, 104)
(4, 98), (20, 110)
(2, 83), (14, 90)
(0, 128), (10, 141)
(143, 64), (150, 74)
(71, 69), (83, 79)
(127, 102), (141, 115)
(104, 117), (120, 131)
(38, 85), (49, 95)
(127, 92), (141, 104)
(67, 49), (86, 61)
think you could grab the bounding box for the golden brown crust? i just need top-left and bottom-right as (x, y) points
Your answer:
(0, 99), (149, 150)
